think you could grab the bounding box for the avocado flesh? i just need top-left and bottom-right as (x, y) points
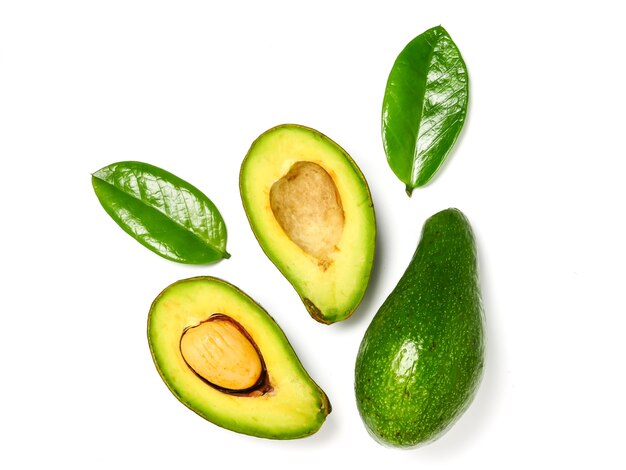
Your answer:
(148, 276), (331, 439)
(355, 208), (485, 447)
(240, 124), (376, 324)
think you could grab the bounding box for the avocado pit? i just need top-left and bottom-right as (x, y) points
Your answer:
(179, 314), (269, 396)
(269, 161), (344, 268)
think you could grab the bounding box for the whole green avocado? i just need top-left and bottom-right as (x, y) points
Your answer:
(355, 208), (485, 448)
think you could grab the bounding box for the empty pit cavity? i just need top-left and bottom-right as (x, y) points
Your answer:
(269, 161), (344, 267)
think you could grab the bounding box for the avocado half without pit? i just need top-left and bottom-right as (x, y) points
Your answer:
(148, 276), (330, 439)
(240, 124), (376, 324)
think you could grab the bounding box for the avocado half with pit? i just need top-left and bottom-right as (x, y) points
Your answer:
(148, 276), (330, 439)
(240, 124), (376, 324)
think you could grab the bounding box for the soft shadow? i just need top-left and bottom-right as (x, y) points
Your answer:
(239, 409), (340, 451)
(297, 410), (341, 448)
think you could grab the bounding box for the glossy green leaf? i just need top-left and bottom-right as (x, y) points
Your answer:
(92, 161), (230, 264)
(382, 26), (469, 196)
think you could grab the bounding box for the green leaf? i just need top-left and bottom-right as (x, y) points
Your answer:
(382, 26), (469, 196)
(92, 161), (230, 264)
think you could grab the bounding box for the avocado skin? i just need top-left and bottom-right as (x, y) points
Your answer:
(239, 124), (376, 324)
(355, 208), (485, 448)
(148, 276), (331, 440)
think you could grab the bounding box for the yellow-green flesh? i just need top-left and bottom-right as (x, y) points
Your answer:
(148, 277), (330, 439)
(240, 125), (376, 323)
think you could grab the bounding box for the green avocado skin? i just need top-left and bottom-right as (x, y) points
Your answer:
(355, 208), (485, 448)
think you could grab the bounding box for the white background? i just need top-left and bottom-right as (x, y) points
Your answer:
(1, 1), (625, 468)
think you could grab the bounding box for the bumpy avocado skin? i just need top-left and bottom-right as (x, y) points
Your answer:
(355, 208), (485, 448)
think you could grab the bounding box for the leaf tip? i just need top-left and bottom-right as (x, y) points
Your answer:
(405, 185), (414, 197)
